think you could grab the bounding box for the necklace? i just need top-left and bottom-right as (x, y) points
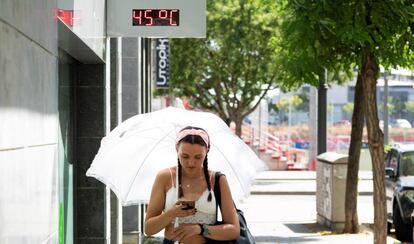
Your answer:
(182, 175), (204, 188)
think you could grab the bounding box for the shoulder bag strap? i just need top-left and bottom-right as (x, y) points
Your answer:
(214, 171), (238, 210)
(214, 171), (224, 206)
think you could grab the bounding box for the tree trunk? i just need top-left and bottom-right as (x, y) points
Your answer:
(344, 74), (364, 233)
(235, 118), (243, 138)
(361, 51), (387, 244)
(224, 117), (232, 126)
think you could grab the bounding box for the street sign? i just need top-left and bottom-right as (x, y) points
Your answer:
(107, 0), (206, 38)
(155, 38), (170, 88)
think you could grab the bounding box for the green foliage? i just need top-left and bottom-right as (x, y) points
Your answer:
(384, 143), (392, 154)
(343, 102), (354, 116)
(378, 97), (395, 114)
(276, 1), (414, 239)
(405, 101), (414, 115)
(275, 0), (414, 89)
(296, 90), (309, 111)
(156, 0), (280, 123)
(276, 95), (303, 111)
(327, 104), (333, 114)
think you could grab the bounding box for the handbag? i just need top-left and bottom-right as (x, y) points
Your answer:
(206, 172), (256, 244)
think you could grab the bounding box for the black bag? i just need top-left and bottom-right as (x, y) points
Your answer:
(206, 172), (256, 244)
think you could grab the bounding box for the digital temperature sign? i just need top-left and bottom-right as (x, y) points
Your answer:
(107, 0), (205, 38)
(132, 9), (179, 26)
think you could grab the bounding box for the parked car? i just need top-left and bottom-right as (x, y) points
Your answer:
(380, 119), (412, 130)
(394, 119), (412, 128)
(385, 143), (414, 242)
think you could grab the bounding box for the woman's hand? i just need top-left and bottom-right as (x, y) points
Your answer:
(165, 202), (197, 219)
(171, 224), (201, 242)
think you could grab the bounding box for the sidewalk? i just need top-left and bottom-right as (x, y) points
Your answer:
(136, 225), (400, 244)
(250, 222), (399, 244)
(241, 170), (400, 244)
(250, 170), (373, 195)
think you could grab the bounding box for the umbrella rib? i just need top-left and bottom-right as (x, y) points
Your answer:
(124, 127), (177, 201)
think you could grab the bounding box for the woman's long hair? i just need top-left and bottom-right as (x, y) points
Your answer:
(177, 126), (212, 201)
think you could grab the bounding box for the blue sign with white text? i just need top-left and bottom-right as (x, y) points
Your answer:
(155, 38), (170, 88)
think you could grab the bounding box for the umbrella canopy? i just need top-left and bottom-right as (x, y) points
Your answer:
(86, 107), (267, 206)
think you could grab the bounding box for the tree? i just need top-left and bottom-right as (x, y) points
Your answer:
(344, 74), (364, 234)
(378, 97), (395, 115)
(405, 101), (414, 115)
(343, 102), (354, 117)
(276, 95), (303, 124)
(296, 90), (309, 112)
(276, 1), (414, 243)
(157, 0), (280, 136)
(390, 97), (405, 118)
(276, 95), (303, 112)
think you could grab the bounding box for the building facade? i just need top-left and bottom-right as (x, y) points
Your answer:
(0, 1), (153, 243)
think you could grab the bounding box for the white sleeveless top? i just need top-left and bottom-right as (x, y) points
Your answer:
(164, 169), (217, 224)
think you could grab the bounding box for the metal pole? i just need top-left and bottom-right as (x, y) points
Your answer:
(384, 74), (389, 145)
(288, 97), (292, 148)
(116, 37), (123, 244)
(317, 68), (328, 155)
(258, 102), (262, 148)
(309, 86), (318, 170)
(105, 36), (112, 244)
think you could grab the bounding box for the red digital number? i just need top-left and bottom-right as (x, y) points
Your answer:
(170, 10), (178, 26)
(133, 9), (178, 26)
(133, 10), (142, 25)
(144, 10), (153, 26)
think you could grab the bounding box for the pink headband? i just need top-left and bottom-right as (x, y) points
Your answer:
(175, 128), (210, 148)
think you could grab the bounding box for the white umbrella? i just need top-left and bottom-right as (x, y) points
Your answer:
(86, 106), (267, 206)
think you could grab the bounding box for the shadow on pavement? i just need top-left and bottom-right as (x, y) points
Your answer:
(254, 222), (334, 243)
(254, 235), (325, 243)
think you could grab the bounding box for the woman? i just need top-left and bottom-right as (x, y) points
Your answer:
(144, 126), (240, 244)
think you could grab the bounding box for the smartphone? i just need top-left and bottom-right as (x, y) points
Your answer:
(179, 200), (195, 210)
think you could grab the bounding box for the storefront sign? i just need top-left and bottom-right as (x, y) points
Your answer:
(155, 38), (170, 88)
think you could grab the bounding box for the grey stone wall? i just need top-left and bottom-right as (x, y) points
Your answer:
(120, 37), (153, 236)
(0, 0), (59, 243)
(110, 38), (121, 244)
(121, 38), (140, 233)
(75, 64), (106, 243)
(122, 38), (139, 121)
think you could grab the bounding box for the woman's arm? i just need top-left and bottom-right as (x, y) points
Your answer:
(144, 171), (174, 236)
(204, 175), (240, 240)
(144, 169), (197, 236)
